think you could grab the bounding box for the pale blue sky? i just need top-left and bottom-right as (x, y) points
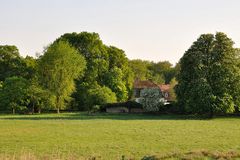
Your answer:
(1, 0), (240, 64)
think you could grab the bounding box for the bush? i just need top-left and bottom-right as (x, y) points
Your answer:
(86, 85), (117, 111)
(138, 88), (164, 112)
(158, 102), (181, 114)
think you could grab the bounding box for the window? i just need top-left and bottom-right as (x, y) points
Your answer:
(135, 88), (141, 98)
(165, 92), (169, 98)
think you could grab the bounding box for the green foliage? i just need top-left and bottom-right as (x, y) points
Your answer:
(169, 78), (177, 101)
(0, 77), (54, 114)
(149, 61), (174, 84)
(129, 59), (152, 80)
(108, 46), (128, 70)
(104, 67), (128, 102)
(176, 32), (240, 115)
(56, 32), (133, 109)
(57, 32), (109, 83)
(0, 46), (37, 82)
(214, 93), (235, 113)
(23, 56), (37, 79)
(0, 45), (24, 81)
(27, 81), (55, 113)
(0, 77), (28, 113)
(107, 46), (134, 100)
(129, 59), (176, 84)
(86, 85), (117, 111)
(38, 41), (86, 113)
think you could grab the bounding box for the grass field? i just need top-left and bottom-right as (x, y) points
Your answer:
(0, 113), (240, 159)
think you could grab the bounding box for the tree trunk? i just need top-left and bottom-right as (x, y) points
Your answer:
(56, 96), (60, 114)
(32, 103), (35, 114)
(12, 108), (15, 114)
(38, 108), (41, 114)
(208, 108), (214, 118)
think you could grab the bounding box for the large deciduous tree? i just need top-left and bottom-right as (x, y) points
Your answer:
(0, 76), (28, 114)
(104, 67), (128, 101)
(57, 32), (109, 83)
(56, 32), (134, 109)
(129, 59), (152, 81)
(176, 32), (240, 116)
(0, 45), (24, 81)
(38, 41), (86, 113)
(107, 46), (134, 100)
(129, 59), (176, 84)
(149, 61), (174, 84)
(0, 45), (37, 81)
(27, 80), (54, 114)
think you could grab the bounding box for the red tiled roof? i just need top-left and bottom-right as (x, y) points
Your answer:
(133, 80), (159, 89)
(158, 84), (170, 92)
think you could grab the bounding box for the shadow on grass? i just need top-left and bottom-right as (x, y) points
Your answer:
(0, 112), (236, 121)
(141, 150), (240, 160)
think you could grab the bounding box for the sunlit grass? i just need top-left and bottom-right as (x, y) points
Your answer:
(0, 113), (240, 159)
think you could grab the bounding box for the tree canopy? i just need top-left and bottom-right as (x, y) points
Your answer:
(1, 31), (240, 116)
(0, 76), (28, 114)
(55, 32), (134, 108)
(129, 59), (176, 84)
(176, 32), (240, 116)
(38, 41), (86, 113)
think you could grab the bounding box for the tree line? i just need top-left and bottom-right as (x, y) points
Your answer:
(0, 32), (177, 114)
(1, 31), (238, 116)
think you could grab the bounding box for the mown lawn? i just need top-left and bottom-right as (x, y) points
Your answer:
(0, 113), (240, 159)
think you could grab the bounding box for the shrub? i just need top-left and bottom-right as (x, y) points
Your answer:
(138, 88), (164, 112)
(86, 85), (117, 111)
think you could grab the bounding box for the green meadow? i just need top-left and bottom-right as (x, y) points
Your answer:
(0, 113), (240, 159)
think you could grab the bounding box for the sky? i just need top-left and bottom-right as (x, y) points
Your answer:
(0, 0), (240, 64)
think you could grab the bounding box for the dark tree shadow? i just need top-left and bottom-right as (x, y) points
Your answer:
(0, 112), (230, 121)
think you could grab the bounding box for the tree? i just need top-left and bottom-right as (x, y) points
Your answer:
(149, 61), (174, 84)
(38, 41), (86, 113)
(56, 32), (133, 109)
(169, 78), (177, 102)
(0, 45), (38, 81)
(23, 56), (37, 79)
(57, 32), (109, 83)
(0, 77), (28, 114)
(176, 32), (240, 116)
(27, 80), (54, 114)
(104, 67), (128, 102)
(108, 46), (128, 70)
(86, 85), (117, 111)
(107, 46), (134, 99)
(56, 32), (109, 109)
(0, 45), (26, 81)
(129, 59), (175, 84)
(129, 59), (152, 80)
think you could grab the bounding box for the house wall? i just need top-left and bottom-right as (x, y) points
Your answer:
(106, 107), (144, 113)
(106, 107), (129, 113)
(133, 88), (141, 98)
(130, 108), (144, 113)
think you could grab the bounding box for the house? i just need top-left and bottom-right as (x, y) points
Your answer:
(133, 79), (159, 99)
(105, 80), (172, 113)
(158, 84), (171, 102)
(105, 101), (144, 113)
(133, 79), (171, 104)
